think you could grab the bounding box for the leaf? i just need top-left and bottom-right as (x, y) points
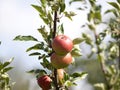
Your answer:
(117, 0), (120, 4)
(3, 67), (13, 73)
(31, 5), (45, 15)
(64, 81), (77, 87)
(87, 24), (95, 30)
(71, 45), (82, 57)
(26, 43), (44, 52)
(72, 37), (84, 45)
(29, 52), (41, 56)
(27, 69), (47, 76)
(71, 72), (87, 79)
(60, 2), (66, 13)
(87, 10), (94, 22)
(14, 35), (38, 41)
(69, 0), (84, 5)
(3, 58), (14, 69)
(64, 11), (76, 20)
(0, 41), (1, 45)
(108, 2), (120, 10)
(38, 26), (48, 41)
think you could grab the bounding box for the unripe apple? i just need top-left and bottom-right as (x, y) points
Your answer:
(52, 35), (73, 55)
(37, 75), (52, 90)
(57, 69), (65, 85)
(50, 53), (73, 69)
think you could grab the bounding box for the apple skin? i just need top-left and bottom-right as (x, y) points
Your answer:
(57, 69), (65, 85)
(37, 75), (52, 90)
(52, 35), (73, 55)
(50, 53), (73, 69)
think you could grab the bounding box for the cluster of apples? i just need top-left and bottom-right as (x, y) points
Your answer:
(37, 35), (73, 90)
(51, 35), (73, 69)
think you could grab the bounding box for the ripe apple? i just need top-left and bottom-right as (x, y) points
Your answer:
(37, 75), (52, 90)
(52, 35), (73, 55)
(50, 53), (73, 69)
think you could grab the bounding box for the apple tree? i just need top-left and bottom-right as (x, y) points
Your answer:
(0, 42), (14, 90)
(70, 0), (120, 90)
(14, 0), (87, 90)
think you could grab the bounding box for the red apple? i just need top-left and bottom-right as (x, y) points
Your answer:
(37, 75), (52, 90)
(52, 35), (73, 55)
(50, 53), (73, 69)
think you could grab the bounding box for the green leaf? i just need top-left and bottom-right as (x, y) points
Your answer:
(26, 43), (44, 52)
(3, 58), (13, 69)
(71, 45), (82, 57)
(0, 41), (1, 45)
(38, 26), (48, 42)
(72, 37), (84, 45)
(88, 10), (94, 22)
(3, 67), (13, 73)
(14, 35), (38, 41)
(71, 72), (87, 79)
(87, 24), (95, 30)
(64, 80), (77, 87)
(31, 5), (45, 15)
(27, 69), (47, 76)
(64, 11), (76, 20)
(94, 11), (101, 24)
(69, 0), (84, 5)
(108, 2), (120, 10)
(60, 2), (66, 13)
(117, 0), (120, 4)
(29, 52), (41, 56)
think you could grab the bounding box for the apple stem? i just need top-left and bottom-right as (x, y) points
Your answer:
(53, 11), (59, 90)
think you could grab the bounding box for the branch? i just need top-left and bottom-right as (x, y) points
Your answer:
(53, 11), (57, 39)
(94, 31), (111, 90)
(52, 11), (59, 90)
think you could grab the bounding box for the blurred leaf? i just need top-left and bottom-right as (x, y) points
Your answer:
(88, 10), (94, 22)
(104, 9), (118, 17)
(117, 0), (120, 4)
(70, 72), (87, 79)
(31, 5), (45, 15)
(14, 35), (38, 41)
(0, 41), (1, 45)
(82, 33), (93, 45)
(26, 43), (44, 52)
(2, 58), (13, 69)
(38, 26), (48, 42)
(108, 2), (120, 10)
(60, 2), (66, 13)
(73, 37), (84, 45)
(89, 0), (96, 6)
(64, 80), (77, 87)
(69, 0), (84, 5)
(29, 52), (41, 56)
(71, 45), (82, 57)
(40, 58), (53, 70)
(58, 24), (64, 34)
(94, 83), (106, 90)
(3, 67), (13, 73)
(27, 69), (47, 76)
(64, 11), (76, 20)
(87, 24), (95, 30)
